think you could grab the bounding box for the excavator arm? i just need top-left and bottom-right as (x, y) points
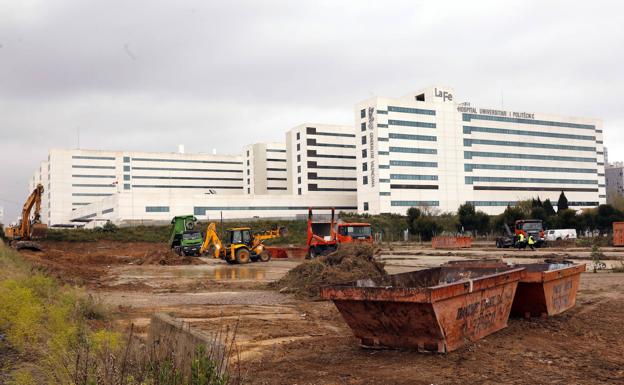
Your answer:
(200, 222), (223, 258)
(7, 184), (45, 241)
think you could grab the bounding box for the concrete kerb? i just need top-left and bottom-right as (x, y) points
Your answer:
(148, 313), (229, 377)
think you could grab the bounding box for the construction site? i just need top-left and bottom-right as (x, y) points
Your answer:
(3, 187), (624, 384)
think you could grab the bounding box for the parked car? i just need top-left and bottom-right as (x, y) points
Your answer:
(545, 229), (577, 241)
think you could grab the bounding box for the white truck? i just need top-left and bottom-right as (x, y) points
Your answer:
(545, 229), (577, 241)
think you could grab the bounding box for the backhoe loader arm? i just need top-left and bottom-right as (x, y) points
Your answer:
(251, 226), (287, 247)
(200, 222), (223, 258)
(18, 184), (44, 239)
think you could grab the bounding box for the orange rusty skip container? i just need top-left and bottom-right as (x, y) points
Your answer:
(614, 222), (624, 247)
(511, 262), (585, 318)
(320, 266), (524, 353)
(431, 236), (472, 249)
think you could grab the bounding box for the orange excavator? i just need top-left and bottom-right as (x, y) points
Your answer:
(4, 184), (47, 250)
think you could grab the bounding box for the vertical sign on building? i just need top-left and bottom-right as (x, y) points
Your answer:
(367, 107), (375, 187)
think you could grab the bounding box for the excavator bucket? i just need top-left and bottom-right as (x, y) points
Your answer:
(31, 223), (48, 239)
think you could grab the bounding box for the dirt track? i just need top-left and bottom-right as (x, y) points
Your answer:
(18, 240), (624, 384)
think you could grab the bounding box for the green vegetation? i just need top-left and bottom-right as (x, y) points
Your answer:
(0, 245), (238, 384)
(46, 219), (308, 246)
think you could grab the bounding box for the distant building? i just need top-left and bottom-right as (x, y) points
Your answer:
(606, 162), (624, 204)
(29, 84), (607, 225)
(355, 85), (606, 215)
(0, 206), (4, 224)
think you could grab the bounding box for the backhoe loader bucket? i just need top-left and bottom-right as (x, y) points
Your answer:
(321, 266), (524, 353)
(31, 223), (48, 239)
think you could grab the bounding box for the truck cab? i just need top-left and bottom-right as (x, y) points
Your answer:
(336, 223), (373, 243)
(169, 215), (203, 256)
(515, 219), (545, 246)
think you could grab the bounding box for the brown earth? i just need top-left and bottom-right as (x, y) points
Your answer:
(15, 240), (624, 384)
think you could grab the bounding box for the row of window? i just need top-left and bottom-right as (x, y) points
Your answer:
(73, 165), (116, 170)
(464, 164), (597, 173)
(266, 149), (287, 153)
(465, 176), (598, 185)
(472, 186), (598, 192)
(388, 106), (436, 116)
(388, 120), (437, 129)
(132, 157), (242, 165)
(389, 160), (438, 168)
(468, 201), (600, 207)
(132, 185), (242, 189)
(266, 158), (287, 162)
(464, 138), (596, 152)
(389, 133), (437, 142)
(464, 151), (596, 163)
(306, 126), (355, 138)
(390, 201), (439, 207)
(72, 174), (116, 178)
(463, 125), (595, 141)
(102, 208), (114, 214)
(146, 206), (170, 212)
(72, 183), (115, 188)
(462, 114), (595, 130)
(72, 155), (116, 161)
(194, 205), (358, 215)
(132, 166), (242, 173)
(390, 174), (438, 180)
(389, 147), (437, 154)
(132, 176), (244, 181)
(72, 193), (113, 197)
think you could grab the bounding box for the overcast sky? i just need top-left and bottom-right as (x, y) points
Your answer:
(1, 0), (623, 221)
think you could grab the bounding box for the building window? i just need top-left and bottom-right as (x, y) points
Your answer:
(124, 184), (130, 190)
(297, 154), (301, 162)
(362, 162), (368, 172)
(247, 188), (250, 194)
(363, 202), (369, 211)
(247, 169), (250, 175)
(298, 176), (301, 184)
(298, 188), (302, 195)
(361, 122), (366, 131)
(247, 178), (250, 184)
(361, 109), (366, 118)
(247, 159), (250, 166)
(123, 165), (130, 172)
(297, 165), (301, 173)
(362, 135), (367, 145)
(362, 149), (367, 158)
(363, 175), (368, 185)
(146, 206), (169, 212)
(123, 175), (130, 181)
(297, 143), (300, 151)
(296, 132), (301, 140)
(123, 156), (130, 162)
(247, 150), (250, 156)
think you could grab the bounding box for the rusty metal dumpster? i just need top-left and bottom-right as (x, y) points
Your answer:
(320, 266), (524, 353)
(510, 262), (585, 318)
(614, 222), (624, 247)
(431, 236), (472, 249)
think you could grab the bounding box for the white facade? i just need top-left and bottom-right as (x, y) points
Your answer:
(356, 86), (606, 215)
(69, 191), (357, 223)
(242, 142), (288, 195)
(606, 162), (624, 204)
(34, 149), (244, 225)
(30, 84), (608, 225)
(285, 123), (358, 196)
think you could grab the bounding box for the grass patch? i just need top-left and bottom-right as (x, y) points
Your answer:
(0, 245), (242, 384)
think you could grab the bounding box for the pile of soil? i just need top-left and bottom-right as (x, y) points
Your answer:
(271, 243), (386, 299)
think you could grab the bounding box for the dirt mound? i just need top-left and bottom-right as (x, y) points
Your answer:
(271, 243), (386, 299)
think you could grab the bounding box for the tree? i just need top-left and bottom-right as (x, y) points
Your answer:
(543, 199), (556, 216)
(595, 204), (624, 234)
(406, 207), (422, 235)
(532, 197), (543, 208)
(411, 216), (442, 241)
(556, 209), (580, 231)
(557, 191), (569, 211)
(530, 206), (548, 222)
(457, 203), (490, 236)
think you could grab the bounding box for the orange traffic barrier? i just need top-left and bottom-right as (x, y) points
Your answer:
(431, 236), (472, 249)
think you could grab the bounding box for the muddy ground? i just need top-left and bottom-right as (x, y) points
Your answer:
(17, 240), (624, 384)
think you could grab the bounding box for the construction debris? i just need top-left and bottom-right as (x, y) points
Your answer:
(270, 243), (385, 299)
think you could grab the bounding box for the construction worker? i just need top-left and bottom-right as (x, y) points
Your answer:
(528, 234), (536, 251)
(517, 232), (526, 250)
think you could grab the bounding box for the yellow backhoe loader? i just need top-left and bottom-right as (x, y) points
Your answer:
(200, 223), (287, 264)
(4, 184), (47, 250)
